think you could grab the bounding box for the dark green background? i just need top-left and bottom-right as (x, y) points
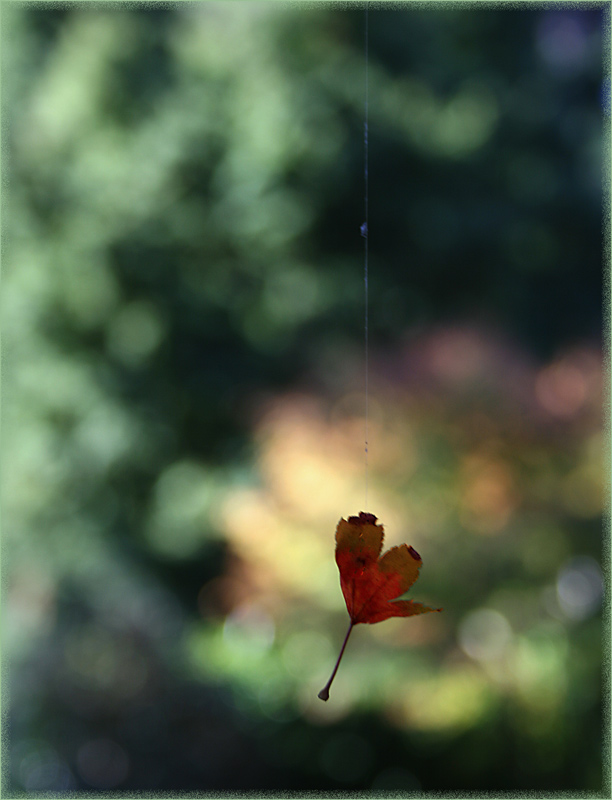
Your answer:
(3, 2), (607, 793)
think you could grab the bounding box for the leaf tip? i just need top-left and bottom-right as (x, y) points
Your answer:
(318, 687), (330, 701)
(407, 545), (421, 561)
(347, 511), (378, 526)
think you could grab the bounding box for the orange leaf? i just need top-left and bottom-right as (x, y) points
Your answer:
(319, 512), (441, 700)
(335, 512), (441, 624)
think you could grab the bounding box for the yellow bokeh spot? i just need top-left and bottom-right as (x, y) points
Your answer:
(396, 666), (493, 732)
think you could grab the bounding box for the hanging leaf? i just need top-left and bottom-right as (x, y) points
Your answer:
(319, 512), (441, 701)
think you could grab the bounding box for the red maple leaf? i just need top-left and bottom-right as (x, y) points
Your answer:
(319, 512), (441, 701)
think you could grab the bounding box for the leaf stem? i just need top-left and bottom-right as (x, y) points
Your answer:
(318, 621), (354, 701)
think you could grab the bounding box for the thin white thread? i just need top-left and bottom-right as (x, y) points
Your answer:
(364, 6), (369, 512)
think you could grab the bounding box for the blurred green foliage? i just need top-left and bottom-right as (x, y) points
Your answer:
(3, 2), (606, 793)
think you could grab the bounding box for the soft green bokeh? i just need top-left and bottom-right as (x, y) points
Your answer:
(3, 2), (605, 793)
